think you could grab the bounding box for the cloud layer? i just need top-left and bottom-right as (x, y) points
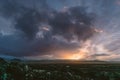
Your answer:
(0, 0), (120, 60)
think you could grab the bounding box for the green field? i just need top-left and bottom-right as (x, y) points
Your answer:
(0, 59), (120, 80)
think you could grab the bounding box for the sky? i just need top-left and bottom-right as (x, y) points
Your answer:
(0, 0), (120, 61)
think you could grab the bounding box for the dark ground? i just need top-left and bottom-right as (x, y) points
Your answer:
(0, 59), (120, 80)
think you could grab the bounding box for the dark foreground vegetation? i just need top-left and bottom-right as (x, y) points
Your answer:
(0, 58), (120, 80)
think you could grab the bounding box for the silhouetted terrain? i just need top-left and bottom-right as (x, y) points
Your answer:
(0, 58), (120, 80)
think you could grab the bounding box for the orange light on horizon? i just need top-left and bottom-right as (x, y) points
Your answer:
(68, 54), (85, 60)
(57, 50), (87, 60)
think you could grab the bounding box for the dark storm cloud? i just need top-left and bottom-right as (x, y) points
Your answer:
(15, 9), (42, 39)
(91, 54), (109, 57)
(0, 0), (25, 18)
(0, 0), (51, 39)
(0, 0), (50, 18)
(49, 6), (95, 41)
(12, 6), (95, 56)
(24, 38), (80, 56)
(0, 0), (97, 57)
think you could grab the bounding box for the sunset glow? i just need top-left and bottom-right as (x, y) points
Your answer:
(68, 53), (85, 60)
